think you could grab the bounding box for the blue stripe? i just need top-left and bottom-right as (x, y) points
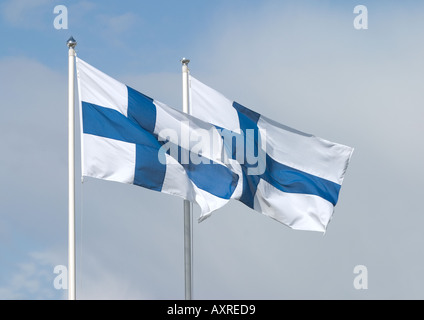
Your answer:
(216, 124), (259, 207)
(217, 127), (238, 160)
(127, 86), (157, 134)
(239, 168), (261, 209)
(183, 161), (238, 200)
(134, 144), (166, 192)
(127, 87), (167, 191)
(232, 101), (262, 208)
(166, 145), (238, 200)
(82, 102), (160, 149)
(262, 155), (340, 205)
(233, 101), (260, 124)
(230, 101), (341, 207)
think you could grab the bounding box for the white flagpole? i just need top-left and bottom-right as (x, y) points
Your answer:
(67, 36), (77, 300)
(181, 58), (192, 300)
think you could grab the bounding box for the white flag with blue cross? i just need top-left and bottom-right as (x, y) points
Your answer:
(189, 76), (354, 232)
(76, 58), (239, 218)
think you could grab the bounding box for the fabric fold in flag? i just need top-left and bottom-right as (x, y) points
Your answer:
(189, 75), (354, 232)
(76, 58), (239, 217)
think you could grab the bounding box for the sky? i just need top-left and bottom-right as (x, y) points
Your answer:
(1, 0), (424, 300)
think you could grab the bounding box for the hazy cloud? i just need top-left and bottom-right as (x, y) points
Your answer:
(0, 250), (64, 299)
(1, 0), (52, 28)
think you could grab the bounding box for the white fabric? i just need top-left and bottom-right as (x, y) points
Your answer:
(227, 158), (243, 201)
(76, 58), (128, 116)
(82, 134), (136, 184)
(254, 180), (334, 232)
(160, 153), (196, 202)
(189, 76), (241, 134)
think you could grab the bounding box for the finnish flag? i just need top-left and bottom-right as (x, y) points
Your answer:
(190, 76), (354, 232)
(76, 58), (238, 217)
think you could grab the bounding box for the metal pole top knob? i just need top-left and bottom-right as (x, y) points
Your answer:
(67, 36), (77, 48)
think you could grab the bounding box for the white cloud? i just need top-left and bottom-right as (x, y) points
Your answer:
(0, 57), (67, 243)
(1, 0), (52, 28)
(77, 250), (153, 300)
(103, 12), (138, 35)
(93, 12), (140, 48)
(0, 250), (64, 300)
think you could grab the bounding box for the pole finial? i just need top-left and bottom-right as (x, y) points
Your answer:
(67, 36), (77, 49)
(181, 58), (190, 65)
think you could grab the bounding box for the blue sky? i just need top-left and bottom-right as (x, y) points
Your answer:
(1, 0), (424, 299)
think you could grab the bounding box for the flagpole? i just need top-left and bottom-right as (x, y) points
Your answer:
(67, 36), (77, 300)
(181, 58), (192, 300)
